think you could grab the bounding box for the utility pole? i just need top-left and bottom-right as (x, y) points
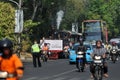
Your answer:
(9, 0), (23, 57)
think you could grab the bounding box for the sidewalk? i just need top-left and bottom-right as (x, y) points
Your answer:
(20, 52), (32, 62)
(19, 52), (59, 62)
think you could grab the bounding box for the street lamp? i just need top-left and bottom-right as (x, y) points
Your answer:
(9, 0), (20, 8)
(9, 0), (23, 57)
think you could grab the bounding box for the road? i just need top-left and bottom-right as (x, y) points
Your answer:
(21, 59), (120, 80)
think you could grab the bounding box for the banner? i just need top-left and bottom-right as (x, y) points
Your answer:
(41, 40), (63, 50)
(15, 10), (23, 33)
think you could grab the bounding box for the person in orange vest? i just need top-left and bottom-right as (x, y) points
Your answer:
(41, 43), (49, 62)
(0, 38), (24, 80)
(42, 43), (49, 51)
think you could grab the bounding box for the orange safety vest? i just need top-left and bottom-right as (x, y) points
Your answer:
(42, 46), (49, 51)
(0, 54), (24, 80)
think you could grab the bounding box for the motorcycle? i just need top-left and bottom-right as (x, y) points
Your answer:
(110, 49), (118, 63)
(76, 51), (85, 72)
(63, 49), (69, 59)
(41, 50), (48, 62)
(92, 55), (104, 80)
(0, 71), (16, 80)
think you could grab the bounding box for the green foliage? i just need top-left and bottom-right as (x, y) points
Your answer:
(21, 20), (41, 52)
(1, 0), (120, 52)
(64, 0), (85, 22)
(0, 2), (15, 39)
(87, 0), (120, 37)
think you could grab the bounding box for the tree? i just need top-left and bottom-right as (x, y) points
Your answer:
(61, 0), (86, 30)
(86, 0), (120, 37)
(0, 2), (15, 39)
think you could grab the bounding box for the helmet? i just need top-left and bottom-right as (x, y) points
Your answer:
(0, 38), (13, 49)
(0, 38), (13, 58)
(79, 37), (83, 46)
(112, 41), (116, 46)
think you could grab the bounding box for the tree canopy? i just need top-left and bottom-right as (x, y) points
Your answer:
(1, 0), (120, 52)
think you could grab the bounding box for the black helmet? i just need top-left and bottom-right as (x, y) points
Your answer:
(0, 38), (13, 49)
(0, 38), (13, 58)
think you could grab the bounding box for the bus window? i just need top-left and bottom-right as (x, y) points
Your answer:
(82, 20), (108, 43)
(84, 21), (101, 32)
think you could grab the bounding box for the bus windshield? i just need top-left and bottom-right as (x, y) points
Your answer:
(84, 21), (101, 33)
(85, 35), (101, 41)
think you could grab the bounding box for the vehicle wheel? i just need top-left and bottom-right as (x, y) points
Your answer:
(69, 62), (72, 64)
(45, 57), (48, 62)
(81, 64), (84, 72)
(94, 67), (103, 80)
(77, 62), (81, 72)
(112, 55), (116, 63)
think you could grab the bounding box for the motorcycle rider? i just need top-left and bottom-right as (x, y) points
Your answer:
(76, 38), (86, 70)
(105, 42), (112, 59)
(105, 42), (112, 53)
(110, 41), (119, 60)
(41, 43), (49, 61)
(0, 38), (24, 80)
(90, 40), (108, 78)
(63, 43), (70, 58)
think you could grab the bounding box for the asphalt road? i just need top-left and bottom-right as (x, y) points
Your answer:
(21, 59), (120, 80)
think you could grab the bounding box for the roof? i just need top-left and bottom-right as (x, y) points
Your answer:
(83, 20), (101, 22)
(110, 38), (120, 43)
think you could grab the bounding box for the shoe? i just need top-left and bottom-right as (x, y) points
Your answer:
(116, 58), (119, 61)
(109, 57), (111, 60)
(104, 73), (109, 78)
(90, 75), (93, 79)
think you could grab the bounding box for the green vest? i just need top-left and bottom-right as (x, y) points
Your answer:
(32, 44), (40, 52)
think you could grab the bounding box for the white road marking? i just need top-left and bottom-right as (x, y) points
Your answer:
(37, 69), (77, 80)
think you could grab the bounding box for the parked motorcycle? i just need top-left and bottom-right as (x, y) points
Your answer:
(76, 51), (85, 72)
(110, 49), (118, 63)
(92, 55), (104, 80)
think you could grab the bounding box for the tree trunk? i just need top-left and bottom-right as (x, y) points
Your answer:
(31, 5), (38, 20)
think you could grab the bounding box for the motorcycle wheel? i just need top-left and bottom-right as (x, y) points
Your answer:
(45, 56), (48, 62)
(81, 62), (84, 72)
(112, 55), (116, 63)
(42, 55), (46, 62)
(77, 61), (84, 72)
(94, 66), (103, 80)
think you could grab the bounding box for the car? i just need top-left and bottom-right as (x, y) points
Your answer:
(110, 38), (120, 44)
(69, 42), (93, 64)
(85, 44), (93, 63)
(69, 43), (79, 64)
(83, 41), (93, 63)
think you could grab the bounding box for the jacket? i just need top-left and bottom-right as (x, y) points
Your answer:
(31, 44), (40, 53)
(0, 54), (24, 80)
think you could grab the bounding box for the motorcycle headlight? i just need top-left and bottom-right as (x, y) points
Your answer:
(77, 51), (83, 55)
(113, 50), (115, 51)
(94, 56), (101, 60)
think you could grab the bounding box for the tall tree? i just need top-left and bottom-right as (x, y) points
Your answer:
(61, 0), (86, 30)
(0, 2), (15, 39)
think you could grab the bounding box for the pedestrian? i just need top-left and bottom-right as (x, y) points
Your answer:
(0, 38), (24, 80)
(31, 40), (41, 67)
